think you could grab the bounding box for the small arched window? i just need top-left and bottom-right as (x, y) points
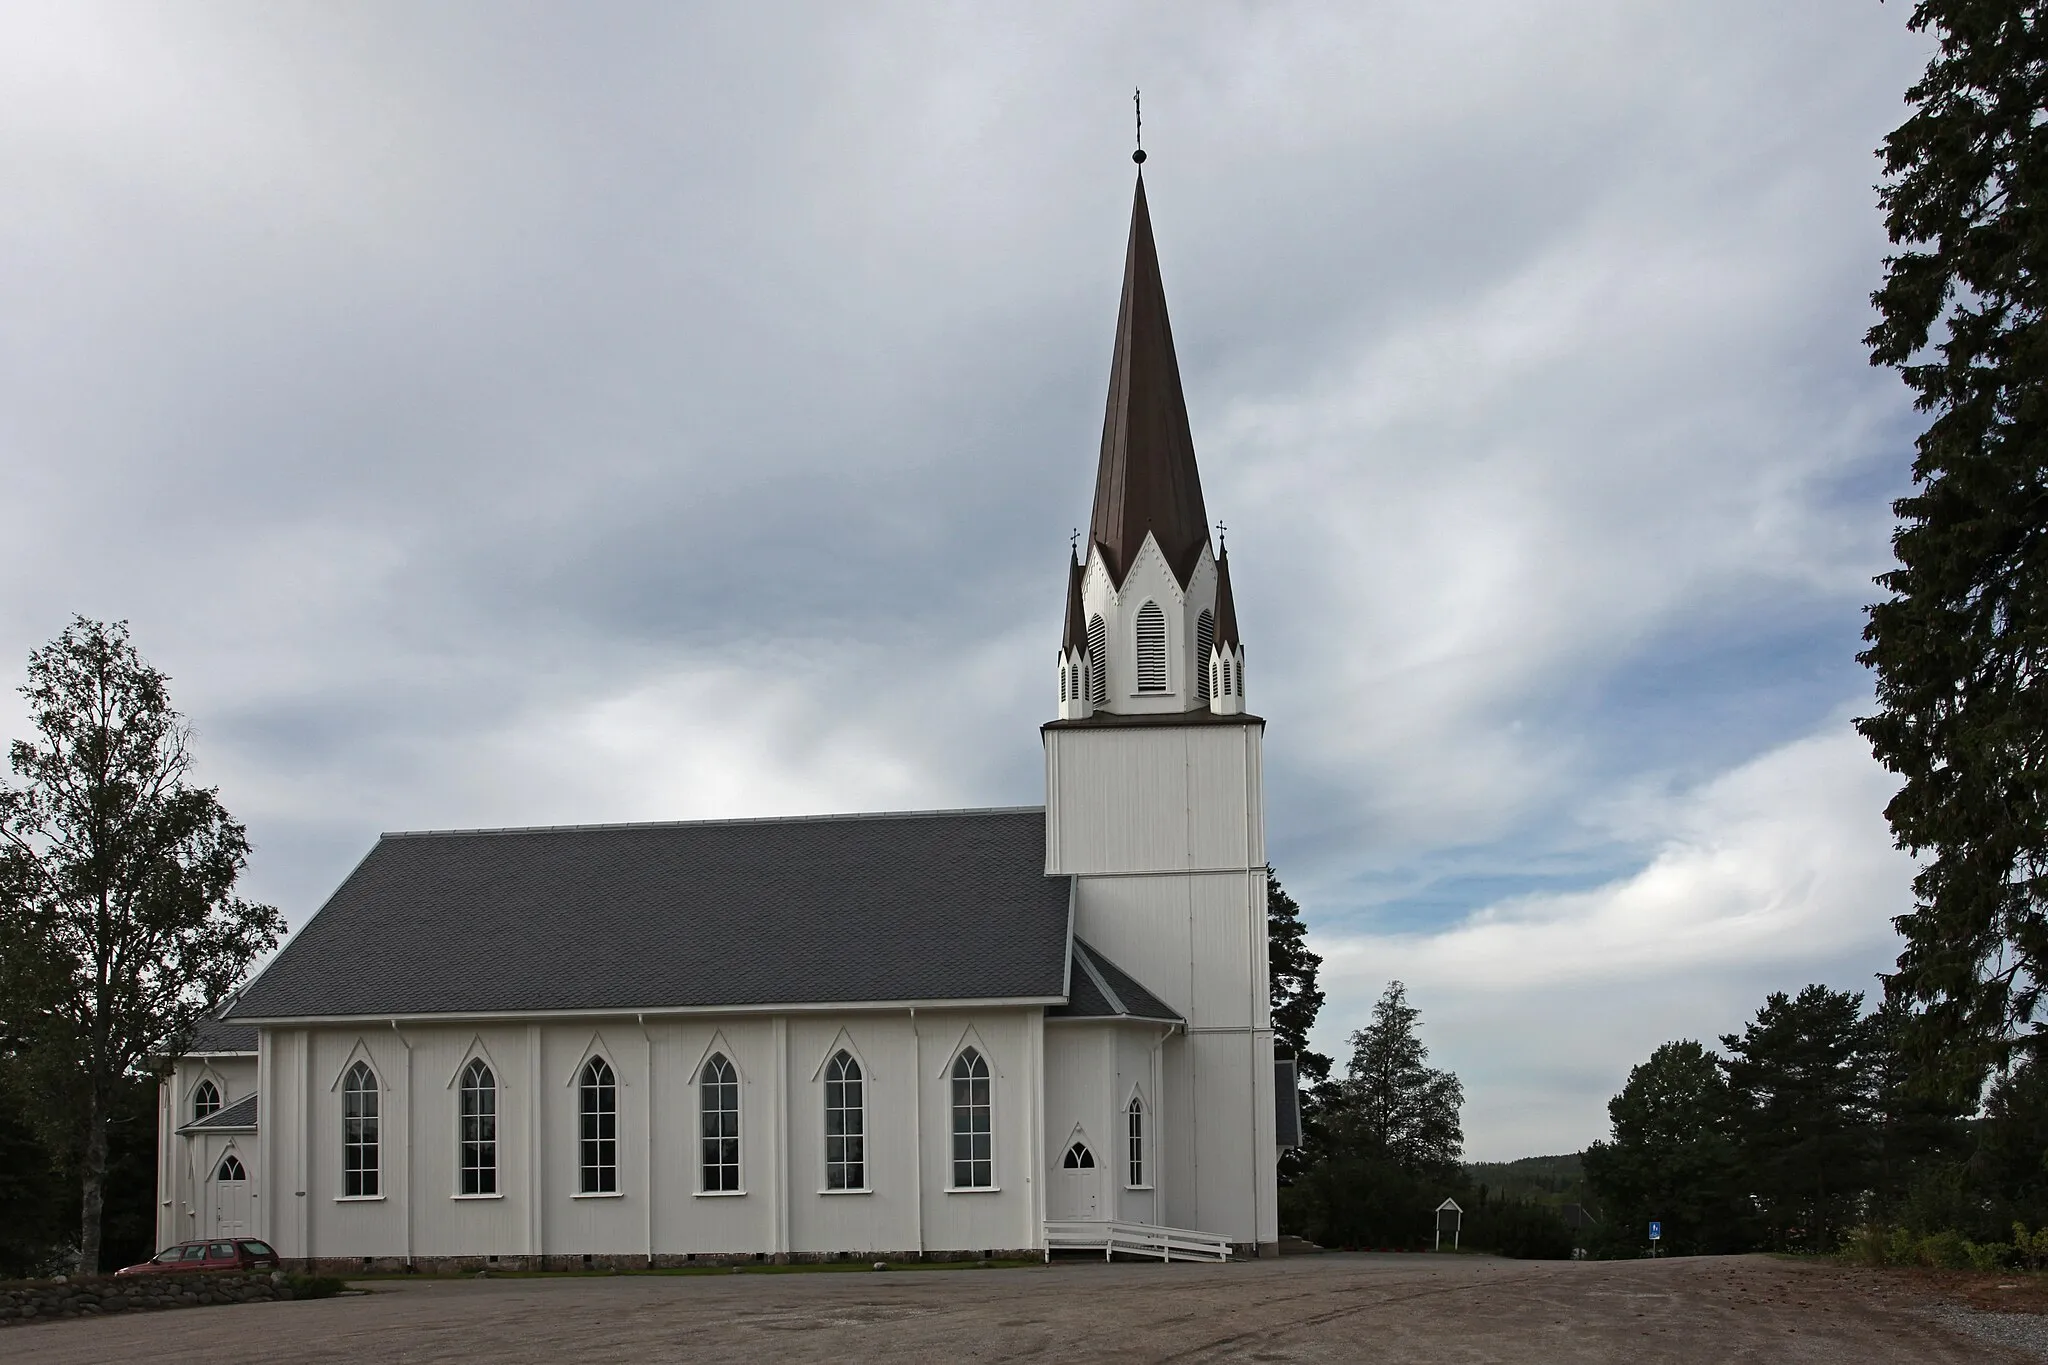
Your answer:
(824, 1051), (865, 1190)
(217, 1153), (246, 1182)
(950, 1048), (992, 1189)
(342, 1061), (380, 1198)
(579, 1057), (617, 1194)
(460, 1059), (497, 1196)
(1086, 615), (1108, 704)
(701, 1054), (740, 1192)
(1134, 602), (1168, 693)
(1126, 1096), (1146, 1188)
(1195, 610), (1215, 702)
(1061, 1140), (1095, 1169)
(192, 1079), (221, 1123)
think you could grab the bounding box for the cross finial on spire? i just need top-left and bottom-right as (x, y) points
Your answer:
(1214, 518), (1227, 551)
(1133, 88), (1146, 165)
(1070, 527), (1082, 557)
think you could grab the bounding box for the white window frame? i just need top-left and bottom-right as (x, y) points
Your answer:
(699, 1053), (742, 1195)
(341, 1061), (380, 1200)
(191, 1077), (222, 1123)
(947, 1047), (996, 1191)
(216, 1150), (247, 1183)
(457, 1058), (499, 1199)
(577, 1056), (619, 1196)
(822, 1049), (868, 1194)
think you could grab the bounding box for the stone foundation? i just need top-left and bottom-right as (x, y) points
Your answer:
(0, 1271), (294, 1326)
(292, 1248), (1040, 1275)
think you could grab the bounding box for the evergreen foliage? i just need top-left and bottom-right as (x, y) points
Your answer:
(0, 618), (283, 1270)
(1266, 869), (1330, 1181)
(1859, 0), (2048, 1088)
(1582, 1042), (1751, 1256)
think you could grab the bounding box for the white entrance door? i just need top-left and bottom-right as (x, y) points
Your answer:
(1054, 1138), (1099, 1220)
(212, 1153), (250, 1237)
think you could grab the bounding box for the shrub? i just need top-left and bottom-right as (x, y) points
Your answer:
(1914, 1230), (1972, 1269)
(284, 1273), (345, 1299)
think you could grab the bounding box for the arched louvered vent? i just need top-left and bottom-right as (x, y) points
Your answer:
(1195, 609), (1215, 702)
(1222, 655), (1235, 695)
(1135, 602), (1168, 693)
(1059, 659), (1068, 703)
(1086, 615), (1108, 704)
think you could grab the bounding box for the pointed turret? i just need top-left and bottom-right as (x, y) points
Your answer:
(1058, 551), (1095, 720)
(1208, 546), (1246, 715)
(1088, 175), (1210, 589)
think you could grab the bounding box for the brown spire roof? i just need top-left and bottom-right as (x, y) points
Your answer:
(1213, 546), (1240, 649)
(1089, 174), (1210, 588)
(1062, 551), (1088, 653)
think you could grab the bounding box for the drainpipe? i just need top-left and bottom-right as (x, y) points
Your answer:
(391, 1020), (412, 1270)
(909, 1008), (924, 1259)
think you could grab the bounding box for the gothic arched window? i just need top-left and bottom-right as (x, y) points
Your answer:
(217, 1152), (246, 1182)
(824, 1051), (865, 1190)
(1086, 615), (1108, 704)
(701, 1053), (740, 1192)
(1195, 609), (1215, 702)
(950, 1048), (992, 1189)
(579, 1057), (617, 1194)
(460, 1059), (497, 1196)
(1135, 602), (1168, 693)
(1126, 1095), (1146, 1188)
(192, 1079), (221, 1123)
(342, 1061), (379, 1198)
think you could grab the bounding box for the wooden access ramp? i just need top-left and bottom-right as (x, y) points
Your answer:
(1044, 1220), (1232, 1263)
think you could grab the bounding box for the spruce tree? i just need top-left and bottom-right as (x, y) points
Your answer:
(1860, 0), (2048, 1086)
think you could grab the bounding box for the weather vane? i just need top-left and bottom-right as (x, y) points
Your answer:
(1133, 88), (1146, 165)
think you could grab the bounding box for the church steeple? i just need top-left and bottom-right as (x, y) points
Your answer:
(1055, 167), (1243, 720)
(1088, 175), (1210, 589)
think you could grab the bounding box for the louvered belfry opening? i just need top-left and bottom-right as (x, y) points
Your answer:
(1087, 615), (1108, 703)
(1135, 602), (1168, 693)
(1195, 609), (1215, 702)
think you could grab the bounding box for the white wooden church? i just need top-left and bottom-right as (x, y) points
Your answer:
(155, 168), (1288, 1268)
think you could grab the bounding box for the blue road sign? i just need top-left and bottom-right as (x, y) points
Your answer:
(1648, 1221), (1663, 1241)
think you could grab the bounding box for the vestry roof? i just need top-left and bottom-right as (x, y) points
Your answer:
(185, 1016), (259, 1055)
(179, 1093), (258, 1134)
(1089, 174), (1211, 589)
(1049, 940), (1181, 1024)
(227, 808), (1073, 1021)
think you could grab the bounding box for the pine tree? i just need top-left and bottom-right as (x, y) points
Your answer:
(1267, 869), (1330, 1181)
(1583, 1041), (1750, 1256)
(1330, 981), (1464, 1178)
(1860, 0), (2048, 1087)
(1720, 986), (1879, 1253)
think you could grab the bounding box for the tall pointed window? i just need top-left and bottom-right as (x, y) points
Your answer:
(459, 1059), (497, 1196)
(1086, 615), (1108, 704)
(1195, 609), (1215, 702)
(578, 1057), (617, 1194)
(192, 1079), (221, 1123)
(342, 1061), (379, 1197)
(824, 1051), (865, 1190)
(1127, 1095), (1146, 1188)
(1135, 602), (1168, 692)
(217, 1152), (246, 1182)
(701, 1054), (740, 1192)
(950, 1048), (993, 1188)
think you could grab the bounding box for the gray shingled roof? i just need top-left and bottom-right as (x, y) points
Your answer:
(228, 808), (1073, 1021)
(178, 1093), (257, 1134)
(1047, 940), (1180, 1023)
(187, 1017), (258, 1054)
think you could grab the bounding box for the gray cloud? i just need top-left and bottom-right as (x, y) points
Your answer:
(0, 2), (1932, 1154)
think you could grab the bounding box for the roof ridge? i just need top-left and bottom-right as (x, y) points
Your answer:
(381, 804), (1046, 840)
(1070, 939), (1129, 1017)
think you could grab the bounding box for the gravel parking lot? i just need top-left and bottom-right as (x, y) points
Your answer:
(6, 1252), (2041, 1364)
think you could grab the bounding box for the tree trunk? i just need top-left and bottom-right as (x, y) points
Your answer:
(78, 1088), (108, 1274)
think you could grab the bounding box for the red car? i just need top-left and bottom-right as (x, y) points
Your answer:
(117, 1238), (281, 1276)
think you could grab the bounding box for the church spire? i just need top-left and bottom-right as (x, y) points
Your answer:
(1087, 174), (1210, 588)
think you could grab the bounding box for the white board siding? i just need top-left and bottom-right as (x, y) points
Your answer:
(1043, 726), (1261, 875)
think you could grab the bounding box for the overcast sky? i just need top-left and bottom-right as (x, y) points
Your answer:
(0, 3), (1932, 1159)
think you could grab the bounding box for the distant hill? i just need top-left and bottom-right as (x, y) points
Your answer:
(1463, 1153), (1590, 1211)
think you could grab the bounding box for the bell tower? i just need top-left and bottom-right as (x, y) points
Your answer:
(1043, 166), (1276, 1254)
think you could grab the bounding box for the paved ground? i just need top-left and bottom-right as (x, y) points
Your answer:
(6, 1253), (2042, 1363)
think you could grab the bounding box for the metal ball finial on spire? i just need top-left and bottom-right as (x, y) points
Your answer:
(1133, 87), (1146, 165)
